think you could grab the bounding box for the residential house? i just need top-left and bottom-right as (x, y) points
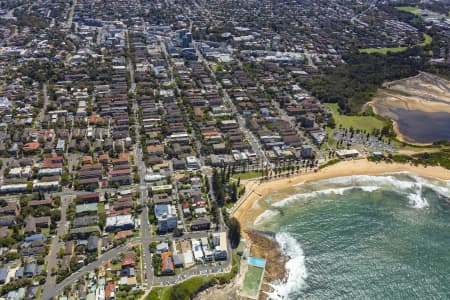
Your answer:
(161, 252), (174, 274)
(190, 217), (211, 231)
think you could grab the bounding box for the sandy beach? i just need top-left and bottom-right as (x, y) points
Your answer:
(233, 159), (450, 227)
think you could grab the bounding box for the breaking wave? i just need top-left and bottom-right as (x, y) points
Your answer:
(273, 186), (380, 207)
(265, 232), (307, 300)
(407, 184), (428, 208)
(273, 174), (450, 209)
(254, 210), (280, 225)
(254, 173), (449, 299)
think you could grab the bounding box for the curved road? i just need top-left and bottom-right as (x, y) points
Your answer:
(41, 241), (136, 300)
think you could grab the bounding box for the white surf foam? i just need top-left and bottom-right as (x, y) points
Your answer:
(359, 186), (380, 193)
(273, 187), (351, 207)
(273, 186), (380, 207)
(265, 232), (307, 300)
(407, 174), (450, 196)
(311, 173), (449, 194)
(310, 174), (416, 190)
(290, 174), (450, 209)
(254, 210), (280, 225)
(408, 184), (429, 208)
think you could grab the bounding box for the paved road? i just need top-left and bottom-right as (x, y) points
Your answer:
(41, 242), (132, 300)
(38, 83), (49, 126)
(126, 26), (154, 289)
(154, 261), (231, 287)
(65, 0), (77, 29)
(271, 98), (318, 153)
(5, 25), (17, 44)
(44, 12), (235, 298)
(1, 5), (21, 20)
(41, 195), (71, 298)
(42, 228), (226, 299)
(205, 173), (226, 231)
(193, 41), (270, 167)
(350, 0), (378, 25)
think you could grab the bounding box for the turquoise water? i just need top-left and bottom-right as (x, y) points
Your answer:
(249, 257), (266, 268)
(251, 173), (450, 300)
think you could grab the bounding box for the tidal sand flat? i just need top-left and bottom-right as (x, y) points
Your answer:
(370, 72), (450, 144)
(245, 173), (450, 300)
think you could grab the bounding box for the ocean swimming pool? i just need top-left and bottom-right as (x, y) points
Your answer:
(248, 257), (266, 268)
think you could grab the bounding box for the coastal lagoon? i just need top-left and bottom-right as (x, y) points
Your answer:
(369, 72), (450, 144)
(392, 109), (450, 144)
(251, 173), (450, 300)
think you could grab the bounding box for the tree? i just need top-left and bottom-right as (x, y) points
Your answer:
(173, 227), (183, 237)
(230, 183), (238, 203)
(327, 115), (336, 128)
(51, 209), (61, 223)
(170, 285), (190, 300)
(149, 242), (158, 253)
(210, 202), (219, 224)
(152, 254), (162, 275)
(57, 248), (65, 259)
(227, 217), (241, 249)
(60, 173), (70, 186)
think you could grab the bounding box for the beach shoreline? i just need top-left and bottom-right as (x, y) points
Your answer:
(233, 159), (450, 227)
(231, 159), (450, 299)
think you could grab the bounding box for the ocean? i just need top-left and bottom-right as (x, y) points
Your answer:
(250, 173), (450, 300)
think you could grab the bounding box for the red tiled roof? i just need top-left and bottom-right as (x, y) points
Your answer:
(115, 230), (133, 240)
(42, 162), (63, 168)
(105, 282), (115, 299)
(23, 142), (40, 151)
(121, 251), (136, 266)
(147, 144), (164, 154)
(118, 153), (129, 160)
(109, 208), (132, 216)
(161, 252), (174, 273)
(43, 157), (63, 167)
(89, 115), (104, 125)
(110, 168), (131, 175)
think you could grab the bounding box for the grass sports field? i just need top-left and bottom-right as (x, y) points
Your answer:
(241, 265), (265, 299)
(231, 171), (263, 181)
(324, 103), (388, 149)
(359, 33), (432, 54)
(395, 6), (421, 15)
(326, 103), (386, 132)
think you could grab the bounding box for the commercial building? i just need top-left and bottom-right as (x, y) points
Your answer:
(105, 215), (135, 232)
(336, 149), (360, 159)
